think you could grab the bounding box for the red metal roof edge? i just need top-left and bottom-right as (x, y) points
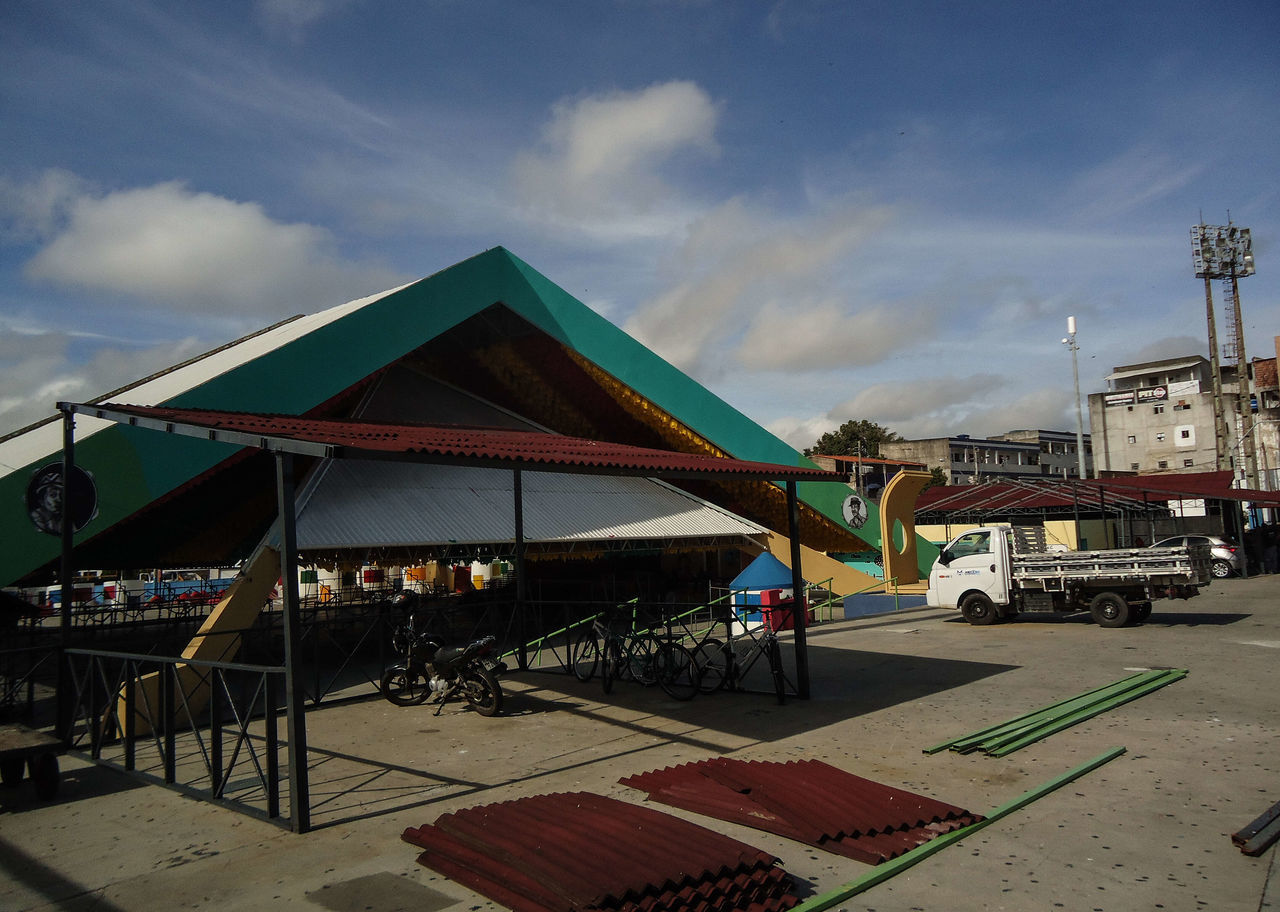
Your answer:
(93, 404), (844, 482)
(916, 472), (1280, 509)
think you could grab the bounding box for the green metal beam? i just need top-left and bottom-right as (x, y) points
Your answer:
(789, 746), (1127, 912)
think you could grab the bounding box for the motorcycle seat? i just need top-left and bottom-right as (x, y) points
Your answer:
(434, 645), (467, 664)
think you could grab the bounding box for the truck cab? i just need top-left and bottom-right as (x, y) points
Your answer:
(926, 527), (1012, 622)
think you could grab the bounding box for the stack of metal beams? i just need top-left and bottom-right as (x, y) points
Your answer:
(620, 758), (983, 865)
(924, 669), (1187, 757)
(402, 791), (799, 912)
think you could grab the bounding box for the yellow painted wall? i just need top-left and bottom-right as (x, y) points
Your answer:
(920, 520), (1117, 552)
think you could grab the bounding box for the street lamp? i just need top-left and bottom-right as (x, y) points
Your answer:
(1063, 316), (1088, 480)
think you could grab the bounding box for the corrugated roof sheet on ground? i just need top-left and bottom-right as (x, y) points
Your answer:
(620, 757), (983, 865)
(402, 791), (799, 912)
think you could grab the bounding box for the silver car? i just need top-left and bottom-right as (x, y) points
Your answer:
(1151, 534), (1243, 579)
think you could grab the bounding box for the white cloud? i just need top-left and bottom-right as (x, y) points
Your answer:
(623, 198), (893, 373)
(512, 81), (720, 223)
(254, 0), (352, 41)
(736, 296), (936, 371)
(20, 177), (407, 316)
(0, 327), (205, 435)
(0, 169), (89, 242)
(816, 375), (1077, 443)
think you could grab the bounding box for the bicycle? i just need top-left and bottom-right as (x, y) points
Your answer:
(691, 602), (788, 704)
(570, 606), (700, 701)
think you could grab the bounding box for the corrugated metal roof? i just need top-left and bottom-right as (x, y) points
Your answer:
(296, 459), (767, 551)
(916, 472), (1280, 513)
(402, 791), (799, 912)
(83, 404), (843, 481)
(620, 758), (983, 865)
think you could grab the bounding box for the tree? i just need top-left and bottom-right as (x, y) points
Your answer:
(923, 466), (948, 489)
(806, 420), (902, 458)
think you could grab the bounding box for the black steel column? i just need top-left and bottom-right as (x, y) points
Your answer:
(1071, 482), (1082, 548)
(513, 469), (528, 671)
(785, 481), (810, 700)
(275, 452), (310, 833)
(56, 405), (76, 742)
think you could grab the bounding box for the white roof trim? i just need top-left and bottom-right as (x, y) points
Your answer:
(0, 282), (411, 480)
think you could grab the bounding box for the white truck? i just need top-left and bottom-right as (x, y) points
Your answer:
(927, 526), (1212, 627)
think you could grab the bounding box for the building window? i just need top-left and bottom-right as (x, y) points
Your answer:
(1158, 460), (1168, 469)
(1174, 400), (1190, 411)
(1180, 429), (1190, 439)
(1183, 459), (1194, 467)
(1153, 405), (1165, 414)
(1130, 463), (1140, 471)
(1127, 435), (1136, 444)
(1155, 432), (1165, 442)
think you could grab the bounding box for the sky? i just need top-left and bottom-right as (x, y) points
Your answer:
(2, 0), (1278, 454)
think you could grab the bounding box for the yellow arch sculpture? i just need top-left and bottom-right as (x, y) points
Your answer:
(878, 470), (933, 587)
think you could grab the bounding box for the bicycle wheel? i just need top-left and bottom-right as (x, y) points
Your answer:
(601, 640), (622, 695)
(655, 642), (700, 701)
(571, 626), (600, 682)
(693, 638), (729, 694)
(766, 636), (787, 705)
(627, 636), (657, 685)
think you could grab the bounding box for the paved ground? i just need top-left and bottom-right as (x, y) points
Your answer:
(2, 574), (1279, 911)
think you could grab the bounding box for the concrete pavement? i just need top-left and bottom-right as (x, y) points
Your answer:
(2, 573), (1278, 911)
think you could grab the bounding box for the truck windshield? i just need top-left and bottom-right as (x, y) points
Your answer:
(949, 530), (991, 558)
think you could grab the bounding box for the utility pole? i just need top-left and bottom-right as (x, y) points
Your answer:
(1192, 222), (1257, 486)
(1201, 277), (1230, 469)
(1064, 316), (1088, 480)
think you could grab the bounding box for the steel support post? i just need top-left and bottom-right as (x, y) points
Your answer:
(513, 469), (528, 671)
(785, 481), (810, 700)
(275, 452), (311, 833)
(56, 406), (76, 743)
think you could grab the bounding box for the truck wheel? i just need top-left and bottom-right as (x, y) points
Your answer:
(960, 592), (998, 626)
(1090, 592), (1130, 628)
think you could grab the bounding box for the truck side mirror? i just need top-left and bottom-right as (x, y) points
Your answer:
(937, 549), (952, 567)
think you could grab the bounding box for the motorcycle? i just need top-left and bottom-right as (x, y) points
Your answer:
(380, 595), (506, 716)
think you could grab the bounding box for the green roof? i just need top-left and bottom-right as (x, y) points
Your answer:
(1, 247), (934, 586)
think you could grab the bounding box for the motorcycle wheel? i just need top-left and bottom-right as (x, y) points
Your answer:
(380, 665), (430, 706)
(460, 668), (503, 716)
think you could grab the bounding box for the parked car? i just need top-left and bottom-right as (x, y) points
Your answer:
(1150, 534), (1242, 579)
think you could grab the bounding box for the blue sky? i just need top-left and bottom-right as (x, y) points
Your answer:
(2, 0), (1277, 451)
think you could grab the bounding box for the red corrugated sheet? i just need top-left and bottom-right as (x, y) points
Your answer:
(620, 758), (983, 865)
(402, 791), (799, 912)
(95, 404), (841, 481)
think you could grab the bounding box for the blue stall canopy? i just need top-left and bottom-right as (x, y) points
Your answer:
(731, 552), (796, 591)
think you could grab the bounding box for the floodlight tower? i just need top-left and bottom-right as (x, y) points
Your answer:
(1063, 316), (1087, 480)
(1191, 223), (1257, 488)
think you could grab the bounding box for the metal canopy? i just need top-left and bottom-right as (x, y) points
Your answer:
(56, 400), (828, 831)
(68, 403), (843, 483)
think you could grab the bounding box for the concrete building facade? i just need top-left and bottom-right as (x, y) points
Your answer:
(991, 428), (1093, 479)
(1085, 353), (1280, 489)
(880, 435), (1041, 485)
